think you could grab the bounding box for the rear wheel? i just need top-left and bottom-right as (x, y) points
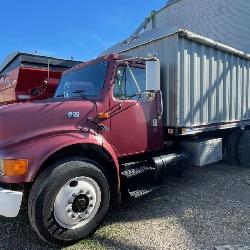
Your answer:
(224, 129), (242, 165)
(28, 157), (110, 246)
(238, 130), (250, 168)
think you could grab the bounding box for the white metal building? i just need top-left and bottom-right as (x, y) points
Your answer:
(145, 0), (250, 54)
(104, 0), (250, 55)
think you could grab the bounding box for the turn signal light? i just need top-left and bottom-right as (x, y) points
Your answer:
(0, 159), (28, 177)
(98, 112), (110, 119)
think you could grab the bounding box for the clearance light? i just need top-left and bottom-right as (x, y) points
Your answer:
(168, 128), (174, 134)
(98, 113), (110, 119)
(182, 128), (187, 134)
(0, 159), (28, 177)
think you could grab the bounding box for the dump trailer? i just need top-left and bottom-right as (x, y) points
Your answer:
(0, 30), (249, 246)
(0, 52), (81, 104)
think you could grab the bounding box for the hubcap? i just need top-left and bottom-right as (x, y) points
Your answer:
(54, 176), (101, 229)
(72, 194), (89, 213)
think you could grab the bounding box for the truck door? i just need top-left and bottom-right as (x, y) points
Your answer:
(109, 63), (163, 157)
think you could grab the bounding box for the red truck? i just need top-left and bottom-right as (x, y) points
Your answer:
(0, 52), (81, 104)
(0, 30), (249, 246)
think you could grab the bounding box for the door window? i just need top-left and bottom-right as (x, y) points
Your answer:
(114, 66), (146, 100)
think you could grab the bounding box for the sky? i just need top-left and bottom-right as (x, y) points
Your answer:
(0, 0), (166, 63)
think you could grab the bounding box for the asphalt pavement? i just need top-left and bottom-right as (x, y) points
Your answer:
(0, 163), (249, 250)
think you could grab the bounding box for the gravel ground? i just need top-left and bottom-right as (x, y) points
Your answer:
(0, 163), (249, 250)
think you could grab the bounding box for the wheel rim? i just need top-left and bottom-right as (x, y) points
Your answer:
(54, 176), (101, 230)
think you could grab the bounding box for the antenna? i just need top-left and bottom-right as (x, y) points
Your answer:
(47, 59), (50, 80)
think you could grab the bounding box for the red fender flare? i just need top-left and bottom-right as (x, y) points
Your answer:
(0, 131), (120, 186)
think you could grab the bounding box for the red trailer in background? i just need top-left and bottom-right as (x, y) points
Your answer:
(0, 52), (81, 104)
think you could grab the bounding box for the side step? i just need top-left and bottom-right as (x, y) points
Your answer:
(120, 153), (188, 199)
(121, 166), (155, 178)
(129, 186), (159, 199)
(121, 160), (148, 171)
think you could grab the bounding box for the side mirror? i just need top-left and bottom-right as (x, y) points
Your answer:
(146, 59), (160, 91)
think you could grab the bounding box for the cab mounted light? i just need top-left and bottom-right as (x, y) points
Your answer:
(0, 159), (28, 177)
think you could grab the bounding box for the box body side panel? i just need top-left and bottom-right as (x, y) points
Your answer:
(177, 36), (250, 127)
(120, 35), (250, 128)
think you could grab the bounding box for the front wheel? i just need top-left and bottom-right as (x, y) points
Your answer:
(28, 157), (110, 246)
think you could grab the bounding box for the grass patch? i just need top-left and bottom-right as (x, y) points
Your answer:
(76, 223), (124, 249)
(78, 238), (106, 250)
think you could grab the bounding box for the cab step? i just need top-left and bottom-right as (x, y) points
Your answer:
(128, 186), (159, 199)
(121, 166), (155, 178)
(121, 160), (148, 171)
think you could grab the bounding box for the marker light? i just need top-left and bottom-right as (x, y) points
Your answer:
(0, 159), (28, 177)
(168, 128), (174, 134)
(98, 113), (110, 119)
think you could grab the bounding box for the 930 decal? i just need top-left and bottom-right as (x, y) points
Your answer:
(67, 112), (80, 119)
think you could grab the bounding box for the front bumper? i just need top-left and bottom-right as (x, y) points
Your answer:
(0, 185), (23, 217)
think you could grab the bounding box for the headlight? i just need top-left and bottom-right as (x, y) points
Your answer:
(0, 159), (28, 177)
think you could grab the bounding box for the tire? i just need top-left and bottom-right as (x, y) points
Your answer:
(238, 130), (250, 168)
(224, 129), (242, 165)
(28, 157), (110, 246)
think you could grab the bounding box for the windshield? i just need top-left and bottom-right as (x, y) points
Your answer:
(55, 62), (108, 99)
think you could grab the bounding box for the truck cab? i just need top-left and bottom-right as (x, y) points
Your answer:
(52, 54), (164, 156)
(0, 54), (170, 246)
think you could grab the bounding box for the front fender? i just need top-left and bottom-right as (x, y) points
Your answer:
(0, 131), (120, 184)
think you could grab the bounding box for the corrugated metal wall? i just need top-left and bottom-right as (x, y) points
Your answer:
(176, 36), (250, 127)
(145, 0), (250, 54)
(120, 34), (250, 128)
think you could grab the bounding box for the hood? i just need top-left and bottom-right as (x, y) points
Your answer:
(0, 99), (96, 148)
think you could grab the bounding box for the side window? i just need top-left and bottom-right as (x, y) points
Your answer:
(114, 66), (146, 100)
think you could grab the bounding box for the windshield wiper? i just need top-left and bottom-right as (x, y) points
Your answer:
(73, 89), (89, 100)
(73, 89), (98, 112)
(55, 93), (65, 98)
(55, 90), (88, 99)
